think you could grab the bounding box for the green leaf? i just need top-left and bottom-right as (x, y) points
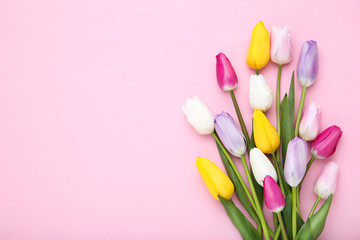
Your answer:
(295, 194), (333, 240)
(219, 196), (262, 240)
(282, 192), (304, 240)
(251, 166), (263, 206)
(249, 120), (256, 150)
(249, 121), (263, 206)
(281, 72), (295, 166)
(216, 143), (260, 225)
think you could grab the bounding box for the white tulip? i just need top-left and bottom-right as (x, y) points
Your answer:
(182, 96), (214, 135)
(249, 74), (273, 112)
(250, 148), (278, 187)
(314, 161), (338, 199)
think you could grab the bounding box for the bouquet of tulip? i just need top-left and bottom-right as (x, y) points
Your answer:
(183, 21), (342, 240)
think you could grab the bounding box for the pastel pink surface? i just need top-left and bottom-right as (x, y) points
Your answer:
(0, 0), (359, 239)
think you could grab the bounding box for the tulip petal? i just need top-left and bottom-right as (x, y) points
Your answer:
(196, 157), (234, 200)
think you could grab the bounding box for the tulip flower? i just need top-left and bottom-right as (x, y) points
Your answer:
(253, 109), (280, 154)
(284, 137), (309, 187)
(196, 157), (234, 200)
(214, 112), (247, 157)
(183, 96), (214, 135)
(308, 161), (338, 218)
(246, 21), (270, 70)
(297, 40), (319, 87)
(294, 40), (319, 137)
(249, 74), (273, 112)
(270, 26), (292, 65)
(216, 53), (238, 91)
(314, 161), (338, 199)
(264, 175), (288, 240)
(311, 125), (342, 159)
(250, 148), (277, 186)
(263, 175), (285, 212)
(299, 102), (321, 141)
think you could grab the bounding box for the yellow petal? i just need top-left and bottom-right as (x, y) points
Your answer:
(253, 109), (280, 153)
(196, 157), (234, 200)
(246, 21), (270, 70)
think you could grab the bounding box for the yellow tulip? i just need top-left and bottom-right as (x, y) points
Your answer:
(246, 21), (270, 70)
(196, 157), (234, 200)
(253, 109), (280, 153)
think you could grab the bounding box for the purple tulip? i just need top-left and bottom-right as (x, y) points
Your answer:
(284, 137), (309, 187)
(263, 175), (285, 212)
(311, 125), (342, 159)
(214, 112), (246, 157)
(297, 40), (318, 87)
(216, 53), (238, 91)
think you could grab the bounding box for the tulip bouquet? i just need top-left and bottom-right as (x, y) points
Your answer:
(183, 21), (342, 240)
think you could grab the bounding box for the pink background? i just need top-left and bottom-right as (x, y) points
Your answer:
(0, 0), (359, 239)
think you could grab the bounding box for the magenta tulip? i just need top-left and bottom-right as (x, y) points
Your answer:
(311, 125), (342, 159)
(263, 175), (285, 212)
(216, 53), (238, 91)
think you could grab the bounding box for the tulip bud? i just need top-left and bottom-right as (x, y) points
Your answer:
(284, 137), (309, 187)
(311, 125), (342, 159)
(263, 175), (285, 212)
(297, 40), (319, 87)
(299, 102), (321, 141)
(250, 148), (277, 187)
(249, 74), (273, 112)
(253, 109), (280, 154)
(270, 26), (292, 65)
(196, 157), (234, 200)
(246, 21), (270, 70)
(314, 161), (338, 199)
(216, 53), (238, 91)
(214, 112), (247, 157)
(183, 96), (214, 135)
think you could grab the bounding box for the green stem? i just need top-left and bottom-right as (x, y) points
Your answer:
(276, 64), (282, 136)
(256, 69), (259, 75)
(297, 156), (316, 216)
(296, 186), (302, 217)
(229, 90), (250, 151)
(271, 152), (285, 196)
(273, 212), (279, 233)
(257, 224), (262, 236)
(240, 155), (270, 240)
(304, 155), (316, 181)
(299, 155), (317, 189)
(276, 212), (288, 240)
(211, 132), (255, 207)
(308, 196), (321, 218)
(292, 187), (297, 239)
(295, 86), (307, 137)
(274, 226), (281, 240)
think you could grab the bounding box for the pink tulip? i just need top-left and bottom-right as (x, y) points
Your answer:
(314, 161), (338, 198)
(263, 175), (285, 212)
(299, 102), (320, 141)
(270, 26), (292, 65)
(216, 53), (238, 91)
(311, 125), (342, 159)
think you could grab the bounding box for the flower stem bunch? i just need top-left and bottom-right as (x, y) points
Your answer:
(183, 21), (342, 240)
